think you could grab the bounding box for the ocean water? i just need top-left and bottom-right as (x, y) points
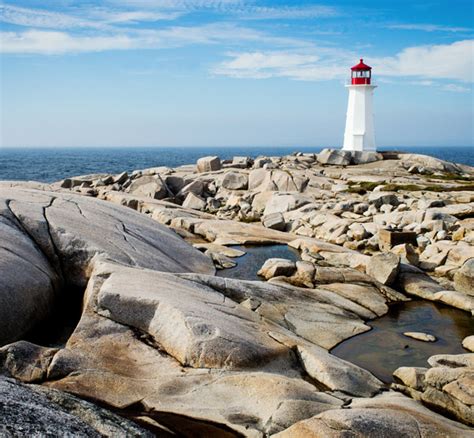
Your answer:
(0, 145), (472, 183)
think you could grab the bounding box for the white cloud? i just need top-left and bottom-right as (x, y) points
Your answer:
(0, 23), (304, 54)
(0, 1), (338, 31)
(108, 0), (243, 8)
(0, 3), (179, 29)
(213, 51), (320, 78)
(213, 50), (350, 80)
(373, 40), (474, 82)
(237, 5), (338, 20)
(88, 9), (182, 24)
(1, 2), (471, 93)
(0, 4), (95, 29)
(0, 30), (134, 54)
(387, 23), (472, 33)
(214, 40), (474, 86)
(106, 0), (334, 19)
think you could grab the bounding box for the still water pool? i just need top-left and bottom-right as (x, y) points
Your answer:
(331, 300), (473, 382)
(216, 244), (473, 383)
(216, 244), (300, 281)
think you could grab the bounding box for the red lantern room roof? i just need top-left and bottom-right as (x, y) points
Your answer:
(351, 58), (372, 71)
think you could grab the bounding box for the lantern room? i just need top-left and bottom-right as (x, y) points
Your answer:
(351, 59), (372, 85)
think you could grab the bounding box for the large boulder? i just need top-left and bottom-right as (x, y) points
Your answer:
(368, 192), (400, 208)
(296, 344), (383, 397)
(316, 149), (351, 166)
(366, 252), (400, 286)
(192, 218), (295, 245)
(398, 153), (464, 173)
(165, 175), (187, 194)
(393, 352), (474, 426)
(221, 171), (248, 190)
(232, 156), (253, 168)
(454, 258), (474, 296)
(177, 180), (206, 198)
(258, 258), (297, 280)
(393, 366), (427, 390)
(263, 193), (311, 216)
(127, 174), (169, 199)
(350, 151), (383, 164)
(262, 212), (286, 231)
(182, 192), (206, 210)
(196, 156), (221, 173)
(248, 169), (307, 192)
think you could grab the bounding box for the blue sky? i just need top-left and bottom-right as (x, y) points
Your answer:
(1, 0), (473, 147)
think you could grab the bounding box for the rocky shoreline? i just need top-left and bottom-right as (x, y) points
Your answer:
(1, 149), (473, 436)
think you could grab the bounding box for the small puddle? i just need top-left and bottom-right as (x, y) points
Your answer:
(216, 244), (300, 281)
(331, 300), (473, 383)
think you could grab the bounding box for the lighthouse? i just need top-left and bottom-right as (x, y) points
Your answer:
(343, 59), (377, 152)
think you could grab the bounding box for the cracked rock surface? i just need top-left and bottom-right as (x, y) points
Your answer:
(0, 186), (214, 344)
(1, 147), (473, 437)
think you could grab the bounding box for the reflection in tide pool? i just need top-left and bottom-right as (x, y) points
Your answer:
(216, 244), (300, 281)
(331, 301), (473, 383)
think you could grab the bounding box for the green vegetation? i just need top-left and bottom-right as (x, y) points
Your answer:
(347, 181), (380, 194)
(347, 180), (474, 194)
(382, 183), (474, 193)
(422, 172), (473, 182)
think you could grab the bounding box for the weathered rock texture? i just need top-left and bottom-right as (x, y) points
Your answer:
(1, 148), (473, 436)
(0, 377), (151, 437)
(0, 186), (214, 344)
(393, 353), (474, 426)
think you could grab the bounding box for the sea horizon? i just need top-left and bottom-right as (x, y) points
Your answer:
(1, 144), (473, 183)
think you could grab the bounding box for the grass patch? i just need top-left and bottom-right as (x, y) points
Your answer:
(422, 172), (473, 182)
(347, 180), (474, 194)
(383, 183), (474, 192)
(347, 181), (380, 194)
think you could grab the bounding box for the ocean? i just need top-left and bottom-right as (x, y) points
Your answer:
(0, 146), (472, 183)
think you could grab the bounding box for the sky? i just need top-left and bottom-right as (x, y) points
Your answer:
(0, 0), (473, 148)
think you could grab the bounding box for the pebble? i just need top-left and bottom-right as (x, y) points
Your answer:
(403, 332), (437, 342)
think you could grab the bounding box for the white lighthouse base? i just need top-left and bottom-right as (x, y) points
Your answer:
(343, 84), (377, 152)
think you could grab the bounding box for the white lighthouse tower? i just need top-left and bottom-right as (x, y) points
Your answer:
(343, 59), (377, 152)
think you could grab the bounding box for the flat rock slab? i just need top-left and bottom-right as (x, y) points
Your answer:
(193, 243), (246, 258)
(0, 186), (214, 345)
(193, 219), (297, 245)
(95, 262), (290, 370)
(179, 273), (381, 349)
